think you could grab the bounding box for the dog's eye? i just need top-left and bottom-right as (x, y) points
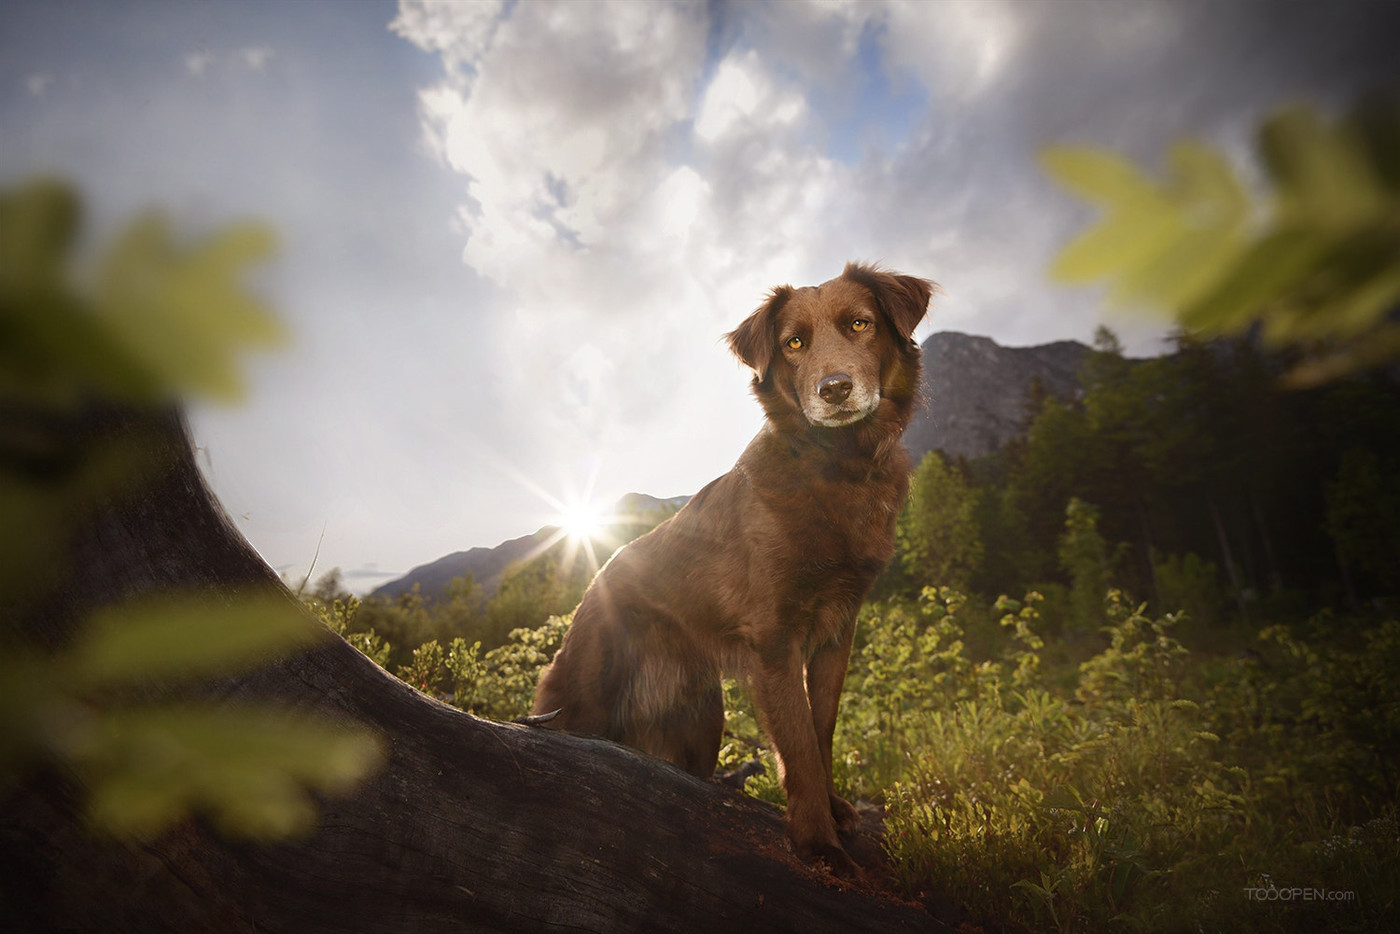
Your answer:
(785, 336), (803, 350)
(851, 319), (870, 333)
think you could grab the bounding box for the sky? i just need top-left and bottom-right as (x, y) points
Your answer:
(3, 0), (1398, 593)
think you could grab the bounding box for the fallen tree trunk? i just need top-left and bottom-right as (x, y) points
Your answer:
(0, 407), (940, 933)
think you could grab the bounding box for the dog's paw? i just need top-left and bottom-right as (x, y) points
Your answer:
(798, 839), (860, 878)
(829, 792), (860, 830)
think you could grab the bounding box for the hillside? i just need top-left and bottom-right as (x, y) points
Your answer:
(371, 492), (686, 601)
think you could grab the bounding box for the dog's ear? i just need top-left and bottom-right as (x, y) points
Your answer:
(842, 262), (934, 342)
(726, 285), (792, 379)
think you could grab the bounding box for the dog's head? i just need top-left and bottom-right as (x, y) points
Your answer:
(727, 263), (933, 430)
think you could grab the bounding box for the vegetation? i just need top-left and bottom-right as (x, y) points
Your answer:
(1, 179), (382, 841)
(324, 487), (1395, 932)
(1042, 90), (1400, 387)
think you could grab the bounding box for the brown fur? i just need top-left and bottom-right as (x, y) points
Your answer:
(532, 262), (933, 872)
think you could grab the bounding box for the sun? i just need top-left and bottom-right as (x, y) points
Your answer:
(558, 498), (608, 543)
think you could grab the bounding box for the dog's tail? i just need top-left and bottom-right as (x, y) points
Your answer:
(513, 708), (562, 727)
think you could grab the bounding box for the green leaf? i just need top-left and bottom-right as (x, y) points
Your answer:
(1, 179), (284, 405)
(1167, 140), (1250, 226)
(1049, 207), (1179, 285)
(68, 593), (327, 689)
(84, 705), (384, 839)
(1045, 95), (1400, 383)
(1107, 222), (1240, 310)
(0, 178), (80, 302)
(93, 215), (284, 403)
(1041, 147), (1159, 206)
(1261, 105), (1384, 225)
(1178, 227), (1328, 334)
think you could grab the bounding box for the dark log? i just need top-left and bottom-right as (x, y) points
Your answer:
(0, 407), (941, 933)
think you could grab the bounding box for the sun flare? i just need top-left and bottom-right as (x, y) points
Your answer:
(558, 499), (608, 542)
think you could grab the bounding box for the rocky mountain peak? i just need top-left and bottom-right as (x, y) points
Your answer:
(903, 331), (1090, 463)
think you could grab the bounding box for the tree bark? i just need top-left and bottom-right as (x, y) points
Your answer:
(0, 407), (940, 933)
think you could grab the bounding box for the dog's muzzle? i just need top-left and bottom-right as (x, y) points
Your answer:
(809, 372), (878, 427)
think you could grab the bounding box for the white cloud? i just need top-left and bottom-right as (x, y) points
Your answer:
(240, 45), (274, 72)
(388, 0), (1207, 517)
(694, 49), (807, 143)
(25, 73), (53, 96)
(881, 0), (1024, 100)
(184, 50), (216, 77)
(393, 0), (887, 502)
(391, 0), (506, 77)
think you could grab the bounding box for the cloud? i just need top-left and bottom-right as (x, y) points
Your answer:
(390, 0), (505, 78)
(181, 45), (274, 79)
(881, 0), (1024, 101)
(25, 73), (53, 96)
(397, 2), (734, 452)
(240, 46), (275, 72)
(387, 0), (1057, 506)
(694, 49), (807, 143)
(388, 0), (1400, 525)
(184, 50), (216, 77)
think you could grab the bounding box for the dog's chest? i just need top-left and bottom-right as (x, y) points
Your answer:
(789, 470), (903, 565)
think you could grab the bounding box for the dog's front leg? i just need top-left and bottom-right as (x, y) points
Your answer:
(749, 637), (856, 874)
(806, 624), (860, 830)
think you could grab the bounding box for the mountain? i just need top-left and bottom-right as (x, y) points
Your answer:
(370, 492), (687, 602)
(370, 528), (553, 603)
(373, 333), (1092, 602)
(903, 331), (1090, 463)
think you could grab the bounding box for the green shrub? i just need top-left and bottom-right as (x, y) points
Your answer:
(868, 588), (1396, 931)
(1152, 551), (1225, 628)
(309, 572), (1399, 931)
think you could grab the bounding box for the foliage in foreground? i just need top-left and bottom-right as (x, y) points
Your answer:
(1, 179), (382, 842)
(1043, 90), (1400, 387)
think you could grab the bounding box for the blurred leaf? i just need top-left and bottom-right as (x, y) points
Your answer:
(1044, 141), (1251, 312)
(1050, 206), (1179, 285)
(1168, 140), (1250, 223)
(0, 181), (148, 405)
(94, 216), (284, 403)
(1178, 228), (1327, 334)
(0, 178), (79, 301)
(1041, 147), (1159, 206)
(68, 593), (327, 689)
(1283, 325), (1400, 388)
(1262, 105), (1385, 225)
(1045, 92), (1400, 384)
(0, 179), (379, 847)
(1, 179), (283, 406)
(85, 705), (383, 840)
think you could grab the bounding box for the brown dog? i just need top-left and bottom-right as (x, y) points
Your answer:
(532, 263), (933, 871)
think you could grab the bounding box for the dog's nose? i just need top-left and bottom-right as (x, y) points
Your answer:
(818, 373), (853, 404)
